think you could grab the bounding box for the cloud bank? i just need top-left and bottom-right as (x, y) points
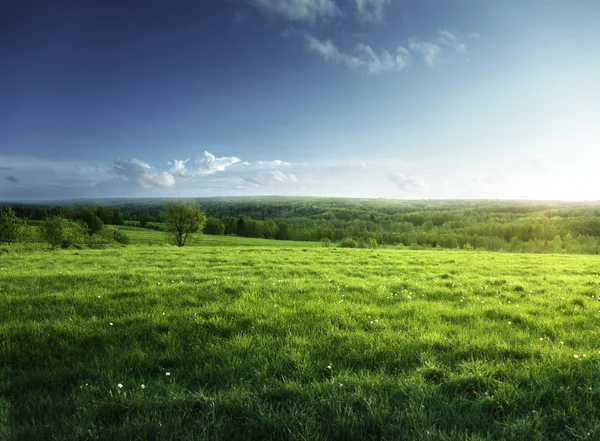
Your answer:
(112, 158), (175, 188)
(0, 151), (436, 200)
(1, 151), (598, 201)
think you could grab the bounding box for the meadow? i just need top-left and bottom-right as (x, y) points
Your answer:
(2, 234), (600, 440)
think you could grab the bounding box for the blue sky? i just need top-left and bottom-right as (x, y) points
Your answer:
(1, 0), (599, 201)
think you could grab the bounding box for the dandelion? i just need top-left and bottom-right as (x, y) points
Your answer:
(583, 354), (587, 357)
(141, 384), (145, 389)
(574, 354), (579, 358)
(370, 321), (374, 324)
(327, 365), (332, 370)
(165, 372), (171, 376)
(109, 323), (113, 326)
(539, 338), (543, 341)
(508, 321), (512, 325)
(118, 383), (123, 388)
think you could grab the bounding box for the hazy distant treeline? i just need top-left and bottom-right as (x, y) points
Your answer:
(6, 197), (600, 254)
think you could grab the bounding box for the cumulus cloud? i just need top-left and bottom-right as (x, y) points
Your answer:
(250, 0), (340, 24)
(169, 151), (241, 177)
(408, 38), (441, 67)
(305, 34), (410, 73)
(354, 0), (391, 23)
(6, 175), (19, 183)
(112, 158), (175, 188)
(437, 29), (467, 52)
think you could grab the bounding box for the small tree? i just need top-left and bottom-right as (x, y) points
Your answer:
(204, 217), (225, 235)
(75, 208), (104, 236)
(339, 237), (357, 248)
(41, 216), (86, 248)
(0, 207), (26, 244)
(162, 200), (206, 247)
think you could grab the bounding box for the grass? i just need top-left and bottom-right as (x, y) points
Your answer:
(119, 226), (324, 247)
(2, 241), (600, 440)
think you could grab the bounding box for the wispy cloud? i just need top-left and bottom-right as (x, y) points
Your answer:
(387, 172), (427, 194)
(250, 0), (340, 25)
(437, 29), (466, 52)
(247, 0), (474, 73)
(112, 158), (175, 188)
(6, 175), (19, 183)
(0, 167), (14, 171)
(408, 37), (441, 67)
(354, 0), (391, 23)
(305, 34), (410, 73)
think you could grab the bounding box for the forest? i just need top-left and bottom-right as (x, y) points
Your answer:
(4, 197), (600, 254)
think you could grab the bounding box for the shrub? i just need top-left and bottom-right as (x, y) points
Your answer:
(41, 216), (86, 248)
(102, 226), (130, 245)
(320, 237), (331, 247)
(204, 217), (225, 235)
(75, 209), (104, 236)
(339, 238), (357, 248)
(0, 207), (26, 244)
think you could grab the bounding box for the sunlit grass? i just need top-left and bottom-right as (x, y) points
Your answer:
(2, 244), (600, 439)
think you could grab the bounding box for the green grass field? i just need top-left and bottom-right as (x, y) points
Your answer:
(2, 238), (600, 440)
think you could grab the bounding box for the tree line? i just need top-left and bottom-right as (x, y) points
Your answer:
(2, 198), (600, 254)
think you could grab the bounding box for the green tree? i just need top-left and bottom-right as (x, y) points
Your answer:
(76, 209), (104, 236)
(41, 216), (86, 248)
(162, 201), (206, 247)
(0, 207), (26, 244)
(204, 217), (225, 235)
(339, 237), (357, 248)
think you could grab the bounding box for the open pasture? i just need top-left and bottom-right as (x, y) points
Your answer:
(2, 244), (600, 440)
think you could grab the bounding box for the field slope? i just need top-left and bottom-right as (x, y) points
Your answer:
(2, 244), (600, 440)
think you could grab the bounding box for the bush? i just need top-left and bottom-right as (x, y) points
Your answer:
(41, 216), (86, 248)
(0, 207), (26, 244)
(101, 226), (130, 245)
(204, 217), (225, 235)
(75, 209), (104, 236)
(320, 237), (331, 247)
(339, 237), (357, 248)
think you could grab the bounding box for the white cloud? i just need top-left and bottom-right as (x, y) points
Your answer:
(409, 38), (441, 67)
(305, 34), (410, 73)
(354, 0), (391, 23)
(112, 158), (175, 188)
(169, 151), (241, 177)
(250, 0), (340, 24)
(387, 172), (428, 194)
(437, 29), (467, 52)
